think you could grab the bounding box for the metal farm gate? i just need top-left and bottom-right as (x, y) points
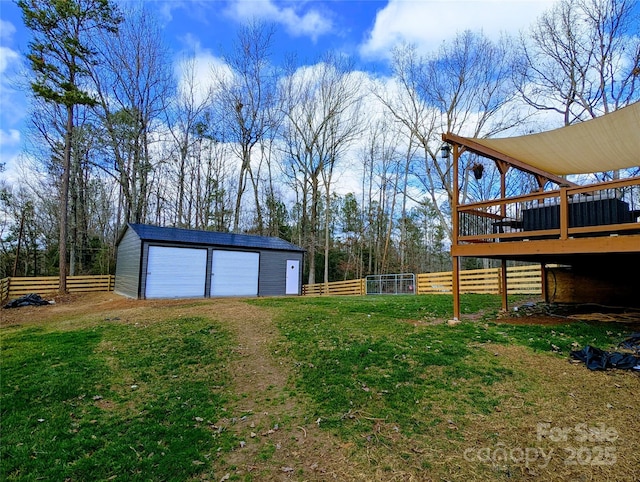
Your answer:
(365, 273), (416, 295)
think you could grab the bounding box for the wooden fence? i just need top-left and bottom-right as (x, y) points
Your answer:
(0, 275), (115, 304)
(303, 265), (542, 296)
(1, 266), (541, 303)
(302, 278), (366, 296)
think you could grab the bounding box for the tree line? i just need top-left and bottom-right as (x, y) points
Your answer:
(1, 0), (638, 289)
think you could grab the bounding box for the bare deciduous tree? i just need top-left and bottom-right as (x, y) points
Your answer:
(280, 54), (363, 284)
(376, 33), (523, 241)
(212, 21), (279, 233)
(91, 4), (172, 230)
(166, 56), (214, 228)
(517, 0), (640, 124)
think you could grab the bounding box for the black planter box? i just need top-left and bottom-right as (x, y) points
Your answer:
(522, 198), (631, 231)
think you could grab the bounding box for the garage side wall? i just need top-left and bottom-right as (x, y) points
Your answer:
(114, 228), (142, 298)
(259, 250), (304, 296)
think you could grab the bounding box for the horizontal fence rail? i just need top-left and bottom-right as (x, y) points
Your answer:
(304, 265), (542, 297)
(502, 265), (544, 294)
(302, 278), (365, 296)
(2, 266), (541, 303)
(0, 275), (115, 304)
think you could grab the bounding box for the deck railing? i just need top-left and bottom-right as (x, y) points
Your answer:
(457, 176), (640, 243)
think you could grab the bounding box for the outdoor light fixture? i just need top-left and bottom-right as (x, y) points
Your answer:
(440, 143), (451, 159)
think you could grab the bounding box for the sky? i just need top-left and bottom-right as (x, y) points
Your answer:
(0, 0), (558, 184)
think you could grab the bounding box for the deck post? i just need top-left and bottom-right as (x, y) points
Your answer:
(540, 263), (547, 303)
(559, 186), (569, 240)
(500, 260), (508, 312)
(451, 142), (461, 320)
(452, 256), (461, 320)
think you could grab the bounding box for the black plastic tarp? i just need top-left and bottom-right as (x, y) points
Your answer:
(3, 293), (51, 309)
(570, 345), (640, 371)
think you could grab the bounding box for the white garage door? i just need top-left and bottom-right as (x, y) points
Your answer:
(145, 246), (207, 298)
(211, 250), (259, 297)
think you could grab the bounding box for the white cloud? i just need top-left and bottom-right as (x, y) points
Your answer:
(0, 150), (23, 186)
(155, 1), (181, 24)
(174, 39), (234, 105)
(224, 0), (333, 42)
(0, 18), (25, 183)
(0, 129), (20, 147)
(0, 46), (20, 74)
(155, 1), (200, 25)
(0, 19), (16, 42)
(0, 19), (20, 75)
(360, 0), (557, 59)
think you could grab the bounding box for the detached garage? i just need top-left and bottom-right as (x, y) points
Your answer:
(114, 223), (305, 299)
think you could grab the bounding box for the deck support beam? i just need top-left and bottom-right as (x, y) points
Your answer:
(452, 256), (460, 320)
(500, 260), (508, 312)
(451, 143), (461, 320)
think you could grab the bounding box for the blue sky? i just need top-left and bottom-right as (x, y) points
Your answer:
(0, 0), (557, 181)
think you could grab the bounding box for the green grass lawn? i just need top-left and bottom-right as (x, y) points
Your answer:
(255, 295), (628, 438)
(1, 316), (237, 481)
(1, 294), (637, 481)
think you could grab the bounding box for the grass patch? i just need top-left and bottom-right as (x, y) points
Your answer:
(255, 295), (631, 443)
(1, 317), (236, 481)
(4, 293), (637, 481)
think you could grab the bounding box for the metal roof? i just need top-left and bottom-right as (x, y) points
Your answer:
(125, 223), (305, 252)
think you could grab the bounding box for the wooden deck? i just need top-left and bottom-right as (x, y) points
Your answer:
(452, 176), (640, 265)
(444, 131), (640, 317)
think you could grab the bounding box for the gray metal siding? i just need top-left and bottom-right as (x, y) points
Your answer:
(116, 223), (305, 299)
(139, 243), (151, 298)
(114, 228), (142, 298)
(258, 250), (304, 296)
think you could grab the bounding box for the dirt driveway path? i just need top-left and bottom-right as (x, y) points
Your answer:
(208, 300), (368, 481)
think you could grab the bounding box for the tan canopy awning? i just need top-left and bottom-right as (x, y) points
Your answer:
(447, 101), (640, 176)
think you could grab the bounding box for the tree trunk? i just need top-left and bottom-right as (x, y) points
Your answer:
(248, 167), (264, 234)
(233, 151), (249, 233)
(59, 105), (72, 293)
(323, 183), (331, 285)
(307, 177), (319, 285)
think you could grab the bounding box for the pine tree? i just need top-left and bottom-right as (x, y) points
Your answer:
(18, 0), (121, 292)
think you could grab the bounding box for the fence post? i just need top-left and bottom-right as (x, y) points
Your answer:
(0, 277), (10, 304)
